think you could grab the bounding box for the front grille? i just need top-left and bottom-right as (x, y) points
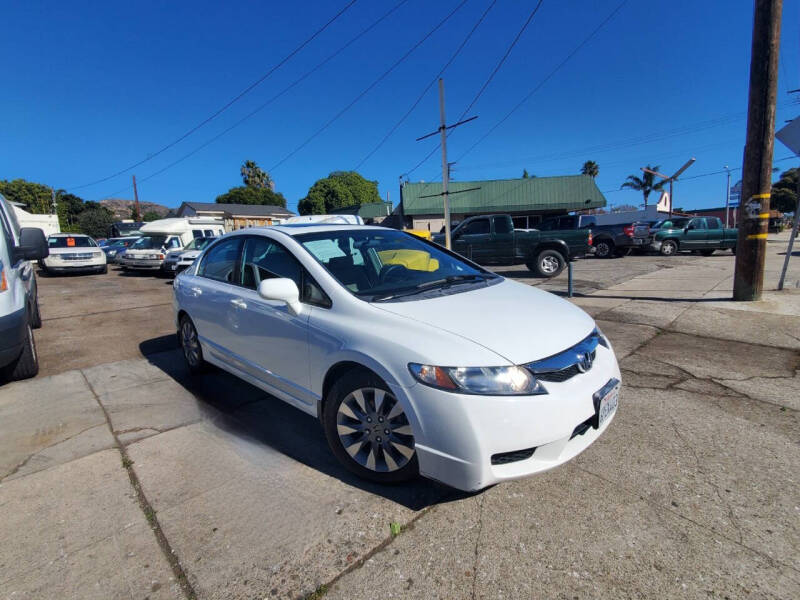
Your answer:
(491, 447), (536, 465)
(61, 253), (95, 261)
(536, 350), (596, 382)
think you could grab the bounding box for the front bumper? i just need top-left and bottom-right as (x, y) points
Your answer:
(43, 256), (106, 272)
(0, 307), (27, 368)
(401, 344), (621, 492)
(120, 257), (164, 270)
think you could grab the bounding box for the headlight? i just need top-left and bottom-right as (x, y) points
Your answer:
(108, 250), (117, 256)
(408, 363), (547, 396)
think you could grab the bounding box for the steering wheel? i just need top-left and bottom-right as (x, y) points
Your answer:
(379, 264), (407, 284)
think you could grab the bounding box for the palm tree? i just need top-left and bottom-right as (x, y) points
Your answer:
(620, 165), (665, 209)
(240, 160), (275, 190)
(581, 161), (599, 178)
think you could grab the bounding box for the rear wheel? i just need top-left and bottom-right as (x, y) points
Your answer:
(660, 239), (678, 256)
(179, 316), (206, 374)
(528, 249), (566, 277)
(4, 323), (39, 381)
(594, 239), (614, 259)
(323, 369), (418, 484)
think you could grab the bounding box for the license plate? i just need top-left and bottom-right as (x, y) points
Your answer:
(593, 379), (619, 428)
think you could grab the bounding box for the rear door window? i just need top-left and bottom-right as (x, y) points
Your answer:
(493, 217), (512, 234)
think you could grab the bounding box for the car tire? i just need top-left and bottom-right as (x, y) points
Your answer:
(529, 249), (566, 278)
(323, 369), (419, 484)
(699, 249), (715, 256)
(29, 296), (42, 329)
(179, 315), (206, 374)
(4, 323), (39, 381)
(99, 265), (108, 274)
(594, 240), (614, 259)
(660, 240), (678, 256)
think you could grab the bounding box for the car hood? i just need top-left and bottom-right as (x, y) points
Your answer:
(370, 278), (596, 365)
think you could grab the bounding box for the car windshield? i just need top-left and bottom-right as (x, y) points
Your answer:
(297, 229), (497, 301)
(48, 236), (96, 248)
(131, 235), (167, 250)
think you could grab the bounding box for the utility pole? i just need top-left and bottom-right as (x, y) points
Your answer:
(724, 166), (732, 227)
(438, 79), (452, 248)
(414, 78), (478, 249)
(132, 175), (141, 221)
(733, 0), (782, 301)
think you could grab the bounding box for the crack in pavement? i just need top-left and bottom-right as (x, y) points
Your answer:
(79, 371), (198, 600)
(0, 422), (108, 483)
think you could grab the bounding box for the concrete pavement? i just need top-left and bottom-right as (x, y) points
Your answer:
(1, 233), (798, 599)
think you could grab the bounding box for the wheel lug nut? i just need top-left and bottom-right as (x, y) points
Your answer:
(376, 436), (382, 442)
(378, 417), (384, 422)
(384, 429), (389, 435)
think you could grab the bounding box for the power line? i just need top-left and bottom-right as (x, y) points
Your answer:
(91, 0), (411, 201)
(354, 0), (498, 170)
(403, 0), (546, 178)
(266, 0), (469, 173)
(69, 0), (359, 192)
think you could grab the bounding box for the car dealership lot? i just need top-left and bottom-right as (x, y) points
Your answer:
(2, 242), (799, 599)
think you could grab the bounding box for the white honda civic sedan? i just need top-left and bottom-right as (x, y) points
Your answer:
(172, 225), (620, 492)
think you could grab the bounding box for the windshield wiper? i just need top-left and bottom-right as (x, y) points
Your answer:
(370, 274), (491, 302)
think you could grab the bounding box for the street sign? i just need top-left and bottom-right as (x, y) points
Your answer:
(776, 116), (800, 156)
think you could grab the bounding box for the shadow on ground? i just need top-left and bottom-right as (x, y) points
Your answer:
(139, 335), (468, 511)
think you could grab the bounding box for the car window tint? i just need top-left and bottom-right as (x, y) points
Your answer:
(204, 229), (214, 237)
(707, 217), (722, 229)
(192, 229), (203, 239)
(198, 238), (242, 284)
(493, 217), (512, 234)
(240, 237), (302, 290)
(461, 219), (489, 235)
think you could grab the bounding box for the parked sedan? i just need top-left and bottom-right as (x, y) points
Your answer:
(42, 234), (107, 275)
(173, 226), (620, 492)
(162, 236), (216, 276)
(102, 236), (140, 263)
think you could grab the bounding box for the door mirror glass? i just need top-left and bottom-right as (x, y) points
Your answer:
(16, 227), (49, 261)
(257, 277), (302, 316)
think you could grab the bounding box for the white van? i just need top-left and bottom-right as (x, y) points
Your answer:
(119, 217), (224, 272)
(0, 194), (49, 382)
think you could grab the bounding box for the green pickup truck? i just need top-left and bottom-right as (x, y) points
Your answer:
(648, 216), (738, 256)
(431, 214), (591, 277)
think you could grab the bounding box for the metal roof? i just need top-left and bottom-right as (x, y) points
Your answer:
(401, 175), (606, 215)
(177, 202), (295, 217)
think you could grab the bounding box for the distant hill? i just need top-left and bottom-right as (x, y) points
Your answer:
(100, 198), (171, 220)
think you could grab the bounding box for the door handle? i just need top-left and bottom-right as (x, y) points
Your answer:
(230, 298), (247, 310)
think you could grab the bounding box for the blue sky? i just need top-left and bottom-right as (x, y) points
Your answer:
(2, 0), (798, 214)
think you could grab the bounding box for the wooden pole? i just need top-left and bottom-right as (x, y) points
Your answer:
(733, 0), (783, 301)
(132, 175), (141, 221)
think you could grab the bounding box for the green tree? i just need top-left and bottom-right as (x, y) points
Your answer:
(55, 191), (86, 230)
(142, 210), (161, 222)
(771, 167), (799, 214)
(581, 160), (599, 178)
(0, 179), (53, 213)
(620, 165), (665, 209)
(522, 169), (529, 178)
(299, 171), (379, 215)
(240, 160), (274, 190)
(76, 207), (114, 239)
(215, 186), (287, 207)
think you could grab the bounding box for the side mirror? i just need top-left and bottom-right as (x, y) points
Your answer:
(257, 278), (302, 316)
(15, 227), (49, 261)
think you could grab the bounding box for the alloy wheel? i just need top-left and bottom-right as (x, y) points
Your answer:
(541, 255), (560, 274)
(181, 320), (201, 368)
(336, 387), (415, 472)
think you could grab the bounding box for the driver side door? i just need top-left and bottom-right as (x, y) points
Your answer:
(453, 218), (491, 263)
(683, 218), (707, 249)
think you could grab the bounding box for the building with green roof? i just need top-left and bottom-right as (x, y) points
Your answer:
(400, 175), (606, 231)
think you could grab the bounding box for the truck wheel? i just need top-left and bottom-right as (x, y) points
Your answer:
(594, 240), (614, 259)
(699, 249), (715, 257)
(4, 323), (39, 381)
(529, 250), (566, 278)
(660, 240), (678, 256)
